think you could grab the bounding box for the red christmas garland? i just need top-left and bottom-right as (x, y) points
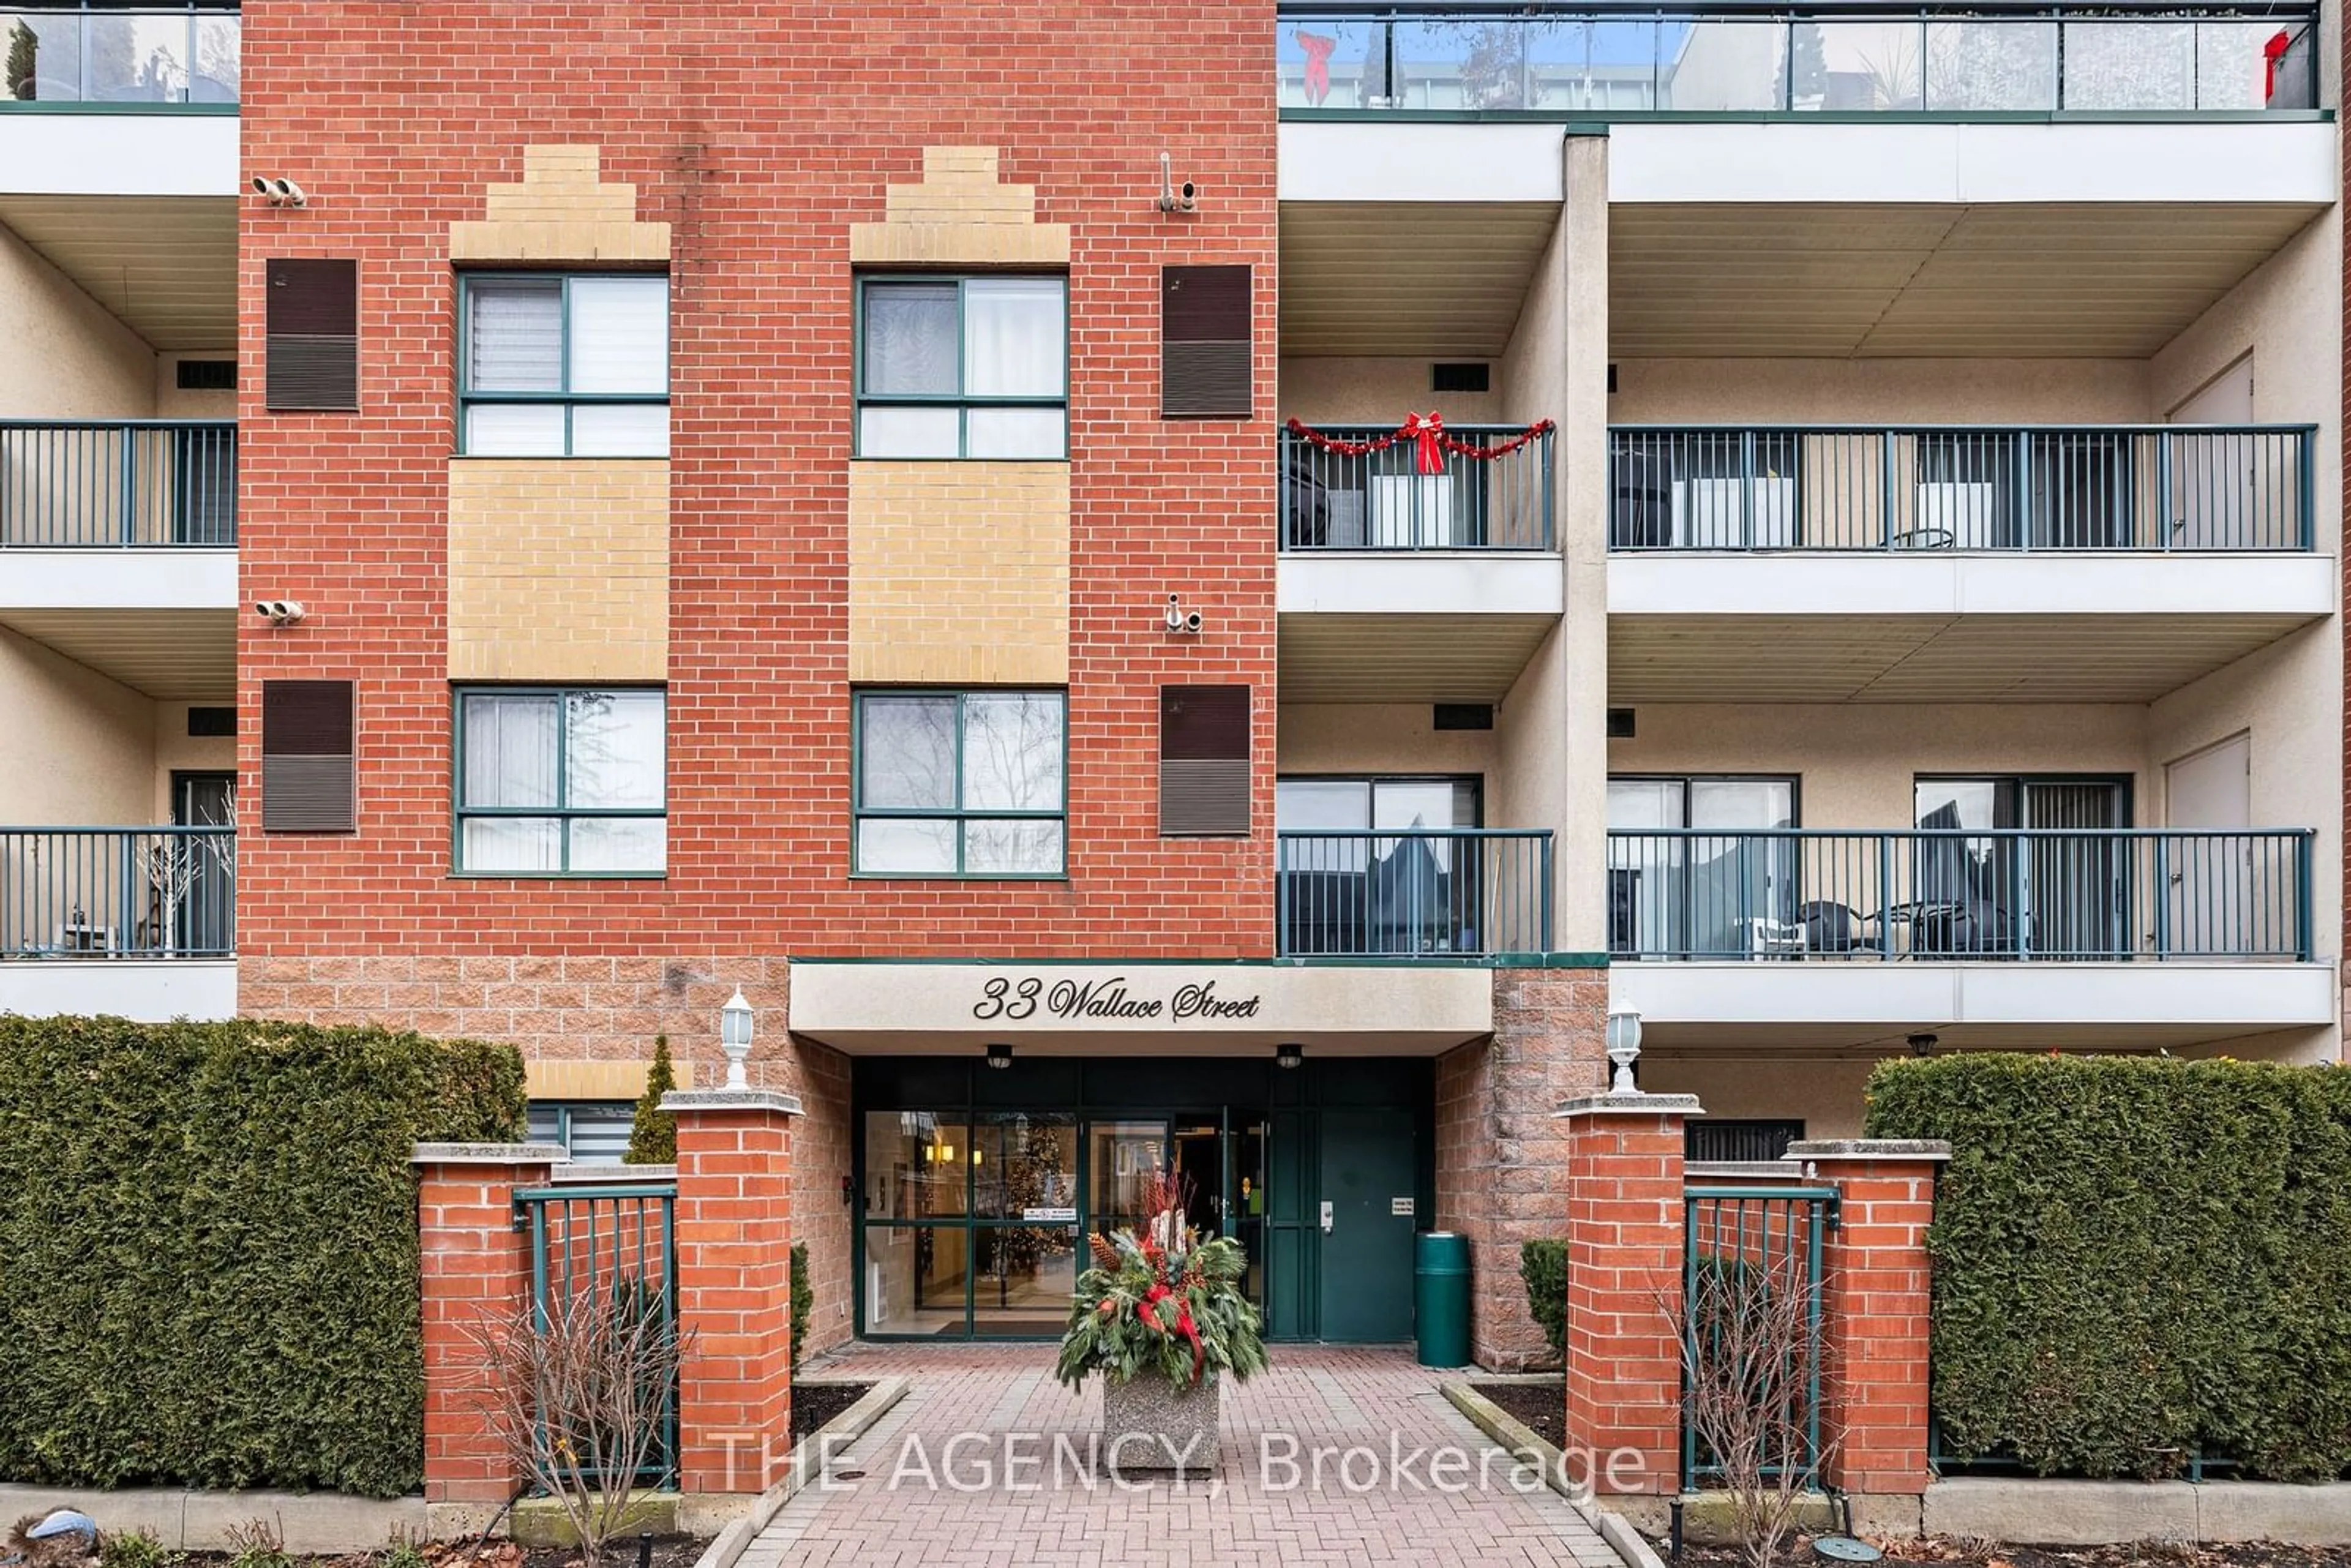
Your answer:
(1284, 412), (1557, 475)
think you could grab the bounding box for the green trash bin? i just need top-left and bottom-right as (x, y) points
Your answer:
(1414, 1230), (1471, 1367)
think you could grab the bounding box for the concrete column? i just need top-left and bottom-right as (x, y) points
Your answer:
(1791, 1138), (1950, 1499)
(1559, 1092), (1698, 1497)
(665, 1087), (801, 1495)
(412, 1141), (563, 1503)
(1556, 132), (1611, 950)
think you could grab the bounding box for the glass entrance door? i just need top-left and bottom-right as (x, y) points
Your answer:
(1087, 1119), (1171, 1247)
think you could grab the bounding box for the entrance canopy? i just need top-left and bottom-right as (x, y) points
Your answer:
(789, 959), (1494, 1056)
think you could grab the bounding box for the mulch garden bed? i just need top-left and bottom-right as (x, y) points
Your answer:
(1671, 1544), (2351, 1567)
(1469, 1378), (1564, 1449)
(790, 1379), (874, 1442)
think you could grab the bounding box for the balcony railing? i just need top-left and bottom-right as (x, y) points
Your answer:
(1608, 828), (2311, 962)
(1278, 828), (1553, 956)
(1, 4), (239, 108)
(1609, 425), (2314, 552)
(0, 421), (236, 546)
(1278, 2), (2319, 117)
(1281, 424), (1554, 549)
(1, 828), (234, 959)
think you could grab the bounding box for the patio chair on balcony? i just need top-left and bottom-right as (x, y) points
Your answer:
(1798, 900), (1871, 956)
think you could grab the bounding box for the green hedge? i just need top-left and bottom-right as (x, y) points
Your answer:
(1864, 1054), (2351, 1481)
(1520, 1239), (1566, 1361)
(0, 1016), (525, 1497)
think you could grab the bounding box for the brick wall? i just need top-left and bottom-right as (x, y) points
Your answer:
(1434, 966), (1608, 1370)
(236, 1), (1278, 969)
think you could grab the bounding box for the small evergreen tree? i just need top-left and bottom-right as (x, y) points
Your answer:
(789, 1242), (814, 1376)
(625, 1034), (677, 1165)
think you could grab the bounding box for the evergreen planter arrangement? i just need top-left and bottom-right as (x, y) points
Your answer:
(1055, 1174), (1267, 1476)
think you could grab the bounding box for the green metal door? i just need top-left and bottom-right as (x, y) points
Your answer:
(1317, 1107), (1417, 1341)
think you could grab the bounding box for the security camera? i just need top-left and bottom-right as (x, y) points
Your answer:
(1163, 593), (1204, 635)
(1156, 153), (1199, 215)
(1177, 181), (1199, 213)
(254, 599), (307, 625)
(253, 176), (307, 207)
(250, 176), (271, 197)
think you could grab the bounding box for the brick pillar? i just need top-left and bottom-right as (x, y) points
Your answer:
(1791, 1139), (1949, 1498)
(665, 1087), (800, 1495)
(1434, 966), (1609, 1371)
(1559, 1092), (1699, 1498)
(413, 1141), (564, 1502)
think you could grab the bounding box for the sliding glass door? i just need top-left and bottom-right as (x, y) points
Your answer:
(1608, 776), (1797, 958)
(1913, 776), (2126, 956)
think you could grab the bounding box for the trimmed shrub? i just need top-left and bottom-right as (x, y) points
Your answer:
(0, 1016), (526, 1497)
(1520, 1239), (1567, 1360)
(626, 1033), (677, 1165)
(789, 1240), (814, 1376)
(1864, 1053), (2351, 1481)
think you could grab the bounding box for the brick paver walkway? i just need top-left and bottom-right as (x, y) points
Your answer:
(740, 1344), (1624, 1568)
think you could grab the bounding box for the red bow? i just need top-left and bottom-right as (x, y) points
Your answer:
(1142, 1283), (1208, 1381)
(1297, 31), (1336, 106)
(1400, 410), (1445, 475)
(2263, 29), (2290, 100)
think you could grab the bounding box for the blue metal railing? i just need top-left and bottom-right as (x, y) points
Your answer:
(1277, 828), (1553, 955)
(1682, 1185), (1835, 1489)
(1281, 424), (1554, 549)
(0, 827), (234, 958)
(1, 4), (239, 108)
(0, 421), (236, 546)
(1610, 425), (2315, 552)
(1278, 2), (2321, 117)
(512, 1183), (680, 1488)
(1609, 827), (2312, 961)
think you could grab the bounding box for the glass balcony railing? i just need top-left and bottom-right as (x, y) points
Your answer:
(1278, 4), (2320, 117)
(1281, 422), (1554, 549)
(2, 4), (239, 109)
(1, 827), (235, 958)
(1608, 827), (2312, 962)
(0, 421), (236, 546)
(1609, 425), (2314, 552)
(1278, 828), (1554, 956)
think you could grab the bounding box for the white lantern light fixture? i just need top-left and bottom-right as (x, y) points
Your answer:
(1605, 1011), (1643, 1096)
(720, 987), (754, 1089)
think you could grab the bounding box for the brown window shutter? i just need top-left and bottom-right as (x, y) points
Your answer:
(1161, 265), (1251, 419)
(1160, 685), (1250, 836)
(261, 679), (355, 832)
(265, 259), (358, 411)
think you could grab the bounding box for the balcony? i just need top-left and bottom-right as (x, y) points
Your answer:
(1277, 3), (2319, 118)
(1277, 828), (1553, 958)
(1606, 423), (2333, 702)
(1278, 421), (1563, 699)
(1605, 827), (2328, 1052)
(1, 5), (239, 109)
(0, 419), (237, 698)
(0, 827), (237, 1020)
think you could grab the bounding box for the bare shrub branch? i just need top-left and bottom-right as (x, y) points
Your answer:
(454, 1283), (688, 1568)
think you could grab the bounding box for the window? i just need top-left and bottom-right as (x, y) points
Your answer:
(528, 1101), (637, 1165)
(853, 691), (1066, 876)
(459, 274), (669, 456)
(856, 276), (1067, 459)
(456, 688), (666, 874)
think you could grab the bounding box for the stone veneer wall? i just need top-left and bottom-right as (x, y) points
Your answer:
(241, 953), (857, 1356)
(1435, 966), (1609, 1370)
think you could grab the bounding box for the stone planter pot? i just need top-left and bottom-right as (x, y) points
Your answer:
(1100, 1370), (1220, 1476)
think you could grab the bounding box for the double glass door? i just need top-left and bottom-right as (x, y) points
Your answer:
(862, 1109), (1267, 1338)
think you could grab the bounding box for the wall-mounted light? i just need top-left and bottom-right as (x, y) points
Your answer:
(1605, 1011), (1643, 1095)
(986, 1041), (1013, 1071)
(1907, 1032), (1939, 1059)
(1275, 1041), (1303, 1071)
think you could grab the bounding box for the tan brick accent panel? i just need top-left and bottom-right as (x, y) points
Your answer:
(848, 144), (1071, 267)
(449, 143), (672, 263)
(526, 1057), (696, 1100)
(848, 460), (1070, 684)
(448, 458), (669, 681)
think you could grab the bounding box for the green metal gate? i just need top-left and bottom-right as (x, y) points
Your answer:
(512, 1182), (680, 1485)
(1681, 1185), (1837, 1490)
